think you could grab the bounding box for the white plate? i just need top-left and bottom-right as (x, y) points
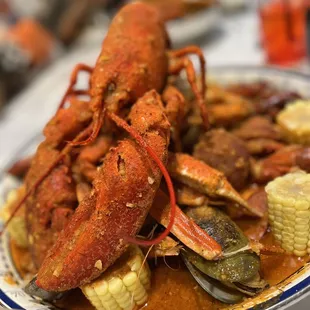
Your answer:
(1, 66), (310, 309)
(166, 6), (221, 46)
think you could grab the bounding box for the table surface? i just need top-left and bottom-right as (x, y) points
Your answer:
(0, 6), (309, 310)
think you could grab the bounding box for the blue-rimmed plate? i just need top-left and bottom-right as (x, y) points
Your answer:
(1, 66), (310, 310)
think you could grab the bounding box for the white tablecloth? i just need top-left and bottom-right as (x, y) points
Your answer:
(0, 7), (309, 310)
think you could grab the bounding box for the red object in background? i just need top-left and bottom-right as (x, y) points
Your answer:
(5, 19), (55, 66)
(259, 0), (309, 66)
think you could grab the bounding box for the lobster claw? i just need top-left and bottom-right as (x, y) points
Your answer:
(24, 276), (66, 301)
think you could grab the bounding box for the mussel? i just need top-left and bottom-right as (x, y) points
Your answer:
(182, 205), (267, 304)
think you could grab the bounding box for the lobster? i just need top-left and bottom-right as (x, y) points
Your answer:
(3, 2), (261, 293)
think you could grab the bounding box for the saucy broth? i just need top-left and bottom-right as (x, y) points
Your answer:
(10, 229), (310, 310)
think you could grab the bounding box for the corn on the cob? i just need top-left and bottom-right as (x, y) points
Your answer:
(0, 187), (28, 248)
(277, 100), (310, 145)
(266, 170), (310, 256)
(81, 245), (151, 310)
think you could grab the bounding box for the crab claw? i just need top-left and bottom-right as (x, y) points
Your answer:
(167, 153), (262, 217)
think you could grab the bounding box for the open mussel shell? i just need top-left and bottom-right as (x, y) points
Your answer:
(183, 205), (267, 303)
(234, 274), (269, 296)
(184, 249), (260, 283)
(182, 253), (244, 304)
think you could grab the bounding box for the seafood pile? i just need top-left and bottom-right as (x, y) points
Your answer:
(2, 2), (310, 310)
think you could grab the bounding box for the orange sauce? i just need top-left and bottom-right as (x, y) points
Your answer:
(145, 259), (223, 310)
(10, 227), (310, 310)
(259, 232), (309, 286)
(10, 240), (35, 278)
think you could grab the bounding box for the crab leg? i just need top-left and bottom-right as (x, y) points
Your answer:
(150, 190), (222, 260)
(168, 153), (263, 217)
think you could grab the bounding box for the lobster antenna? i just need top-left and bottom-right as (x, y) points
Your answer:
(69, 106), (104, 146)
(58, 64), (93, 110)
(109, 112), (176, 246)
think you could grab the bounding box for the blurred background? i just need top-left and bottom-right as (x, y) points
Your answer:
(0, 0), (309, 109)
(2, 0), (310, 175)
(0, 3), (310, 155)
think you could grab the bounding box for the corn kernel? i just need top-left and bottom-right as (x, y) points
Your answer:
(282, 207), (296, 215)
(282, 220), (294, 227)
(295, 231), (308, 238)
(273, 221), (283, 230)
(269, 215), (275, 221)
(294, 243), (307, 251)
(295, 201), (309, 211)
(296, 218), (309, 225)
(282, 244), (293, 252)
(274, 210), (283, 218)
(94, 281), (108, 296)
(274, 234), (282, 240)
(108, 278), (123, 295)
(282, 238), (294, 246)
(123, 272), (138, 287)
(293, 249), (307, 256)
(295, 224), (309, 231)
(294, 237), (308, 244)
(274, 204), (283, 211)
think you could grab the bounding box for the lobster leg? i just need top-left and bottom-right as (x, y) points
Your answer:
(169, 55), (209, 129)
(58, 64), (93, 110)
(36, 90), (171, 291)
(169, 46), (206, 98)
(70, 89), (130, 147)
(72, 135), (113, 183)
(162, 85), (186, 152)
(150, 190), (222, 260)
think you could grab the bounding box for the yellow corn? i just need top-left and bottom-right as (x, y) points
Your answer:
(266, 170), (310, 256)
(277, 100), (310, 145)
(81, 245), (151, 310)
(0, 187), (28, 248)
